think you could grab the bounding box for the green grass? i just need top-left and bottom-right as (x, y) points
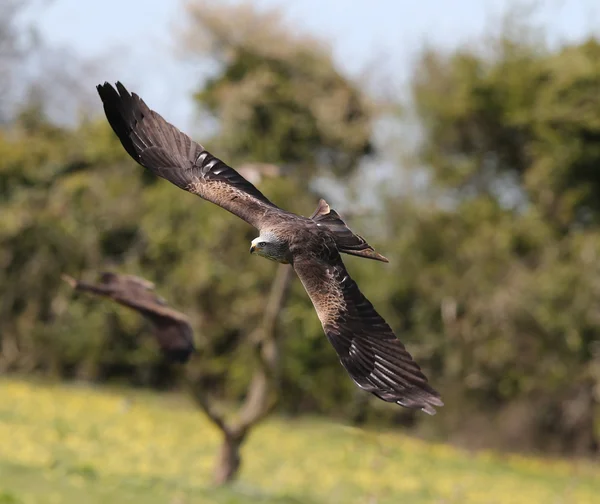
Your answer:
(0, 378), (598, 503)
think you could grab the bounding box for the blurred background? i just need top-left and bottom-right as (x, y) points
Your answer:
(1, 0), (599, 502)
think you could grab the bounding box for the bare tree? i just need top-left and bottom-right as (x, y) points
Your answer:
(63, 265), (293, 484)
(185, 264), (294, 485)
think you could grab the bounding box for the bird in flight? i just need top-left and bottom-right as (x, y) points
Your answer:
(96, 82), (443, 415)
(62, 272), (195, 363)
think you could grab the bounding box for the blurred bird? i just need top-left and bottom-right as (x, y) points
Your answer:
(62, 272), (195, 363)
(96, 82), (443, 415)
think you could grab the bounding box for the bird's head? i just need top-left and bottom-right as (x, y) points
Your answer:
(250, 234), (288, 263)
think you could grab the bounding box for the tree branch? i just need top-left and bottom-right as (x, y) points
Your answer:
(183, 263), (294, 484)
(183, 371), (229, 434)
(233, 264), (294, 435)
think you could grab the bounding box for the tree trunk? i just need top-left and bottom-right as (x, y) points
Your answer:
(186, 265), (294, 486)
(214, 430), (245, 485)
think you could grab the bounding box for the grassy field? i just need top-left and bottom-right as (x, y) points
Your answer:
(0, 379), (598, 504)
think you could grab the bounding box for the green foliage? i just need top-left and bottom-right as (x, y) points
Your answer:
(383, 33), (600, 452)
(414, 38), (600, 228)
(0, 1), (376, 417)
(0, 0), (28, 124)
(2, 0), (599, 457)
(183, 2), (374, 177)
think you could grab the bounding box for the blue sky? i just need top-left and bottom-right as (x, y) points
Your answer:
(25, 0), (599, 131)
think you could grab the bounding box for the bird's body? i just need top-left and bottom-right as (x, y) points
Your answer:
(251, 218), (335, 264)
(96, 82), (444, 415)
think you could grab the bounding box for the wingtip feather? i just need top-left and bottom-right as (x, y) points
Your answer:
(343, 248), (390, 263)
(394, 386), (444, 415)
(421, 396), (444, 415)
(421, 404), (437, 415)
(115, 81), (130, 97)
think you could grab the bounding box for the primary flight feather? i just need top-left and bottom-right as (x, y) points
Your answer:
(96, 82), (443, 415)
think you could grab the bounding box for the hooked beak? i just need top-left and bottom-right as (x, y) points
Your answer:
(250, 244), (256, 254)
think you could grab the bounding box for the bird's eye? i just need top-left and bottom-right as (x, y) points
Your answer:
(258, 241), (267, 247)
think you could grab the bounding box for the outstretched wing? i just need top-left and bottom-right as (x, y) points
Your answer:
(63, 274), (195, 363)
(292, 251), (443, 415)
(97, 81), (284, 230)
(100, 271), (156, 291)
(114, 297), (195, 364)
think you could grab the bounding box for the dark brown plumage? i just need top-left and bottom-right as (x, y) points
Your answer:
(62, 272), (195, 363)
(96, 81), (443, 415)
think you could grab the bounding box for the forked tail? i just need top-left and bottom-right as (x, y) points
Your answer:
(310, 199), (389, 263)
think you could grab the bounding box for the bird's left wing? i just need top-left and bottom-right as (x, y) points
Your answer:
(292, 253), (443, 415)
(97, 82), (285, 230)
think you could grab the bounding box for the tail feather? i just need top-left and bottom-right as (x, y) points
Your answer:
(310, 199), (389, 263)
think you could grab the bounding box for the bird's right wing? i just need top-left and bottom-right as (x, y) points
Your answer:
(132, 308), (195, 364)
(292, 253), (443, 415)
(97, 82), (285, 231)
(109, 296), (195, 363)
(100, 272), (156, 291)
(63, 274), (195, 363)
